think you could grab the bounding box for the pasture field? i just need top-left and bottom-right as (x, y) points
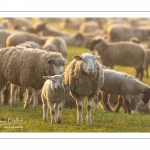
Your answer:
(1, 19), (150, 132)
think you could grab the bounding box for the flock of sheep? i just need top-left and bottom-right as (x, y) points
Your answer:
(1, 17), (150, 125)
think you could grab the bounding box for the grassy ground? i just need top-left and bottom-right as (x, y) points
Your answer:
(1, 18), (150, 132)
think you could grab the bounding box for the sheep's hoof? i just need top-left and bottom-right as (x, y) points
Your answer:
(77, 121), (82, 125)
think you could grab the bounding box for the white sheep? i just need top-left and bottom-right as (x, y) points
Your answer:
(42, 74), (65, 124)
(65, 53), (104, 125)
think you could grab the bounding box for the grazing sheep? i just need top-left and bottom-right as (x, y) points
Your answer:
(6, 32), (47, 47)
(96, 69), (150, 114)
(0, 46), (66, 110)
(28, 22), (84, 47)
(0, 30), (12, 48)
(79, 21), (100, 34)
(65, 53), (104, 125)
(107, 25), (150, 42)
(42, 74), (65, 124)
(89, 36), (146, 80)
(42, 36), (68, 58)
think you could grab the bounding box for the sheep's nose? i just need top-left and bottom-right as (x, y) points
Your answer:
(60, 71), (63, 74)
(88, 69), (94, 75)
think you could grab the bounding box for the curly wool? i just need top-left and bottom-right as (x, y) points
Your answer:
(65, 59), (104, 99)
(0, 46), (66, 90)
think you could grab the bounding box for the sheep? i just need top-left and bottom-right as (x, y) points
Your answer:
(0, 45), (66, 110)
(42, 36), (68, 58)
(94, 69), (150, 114)
(107, 25), (150, 42)
(89, 36), (147, 81)
(6, 32), (47, 47)
(79, 21), (100, 34)
(41, 73), (65, 124)
(28, 21), (84, 47)
(65, 53), (104, 125)
(0, 30), (12, 48)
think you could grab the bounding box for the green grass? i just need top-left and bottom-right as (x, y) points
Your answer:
(1, 19), (150, 132)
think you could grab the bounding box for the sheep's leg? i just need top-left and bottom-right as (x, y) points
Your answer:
(86, 96), (93, 125)
(33, 89), (41, 110)
(93, 98), (99, 111)
(123, 96), (131, 114)
(23, 89), (32, 109)
(140, 67), (144, 81)
(10, 84), (17, 107)
(41, 95), (48, 121)
(103, 93), (113, 112)
(136, 68), (140, 79)
(76, 98), (83, 125)
(145, 65), (149, 77)
(57, 99), (65, 124)
(48, 100), (56, 124)
(115, 96), (124, 113)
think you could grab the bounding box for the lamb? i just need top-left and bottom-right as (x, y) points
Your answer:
(107, 25), (150, 42)
(65, 53), (104, 125)
(89, 36), (147, 80)
(42, 36), (68, 58)
(0, 45), (66, 110)
(41, 74), (65, 124)
(6, 32), (47, 47)
(94, 69), (150, 114)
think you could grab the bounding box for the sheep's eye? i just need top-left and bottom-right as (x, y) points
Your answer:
(82, 58), (85, 61)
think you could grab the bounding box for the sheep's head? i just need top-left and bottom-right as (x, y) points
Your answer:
(73, 53), (100, 76)
(141, 88), (150, 104)
(88, 36), (106, 51)
(43, 73), (64, 89)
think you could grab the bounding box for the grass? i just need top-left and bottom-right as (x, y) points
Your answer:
(1, 18), (150, 132)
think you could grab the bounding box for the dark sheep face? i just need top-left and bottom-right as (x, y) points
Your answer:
(89, 38), (102, 51)
(142, 88), (150, 104)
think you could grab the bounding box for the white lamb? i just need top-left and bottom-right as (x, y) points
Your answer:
(41, 73), (65, 124)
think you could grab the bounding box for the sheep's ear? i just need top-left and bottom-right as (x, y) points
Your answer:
(72, 55), (82, 61)
(95, 56), (101, 59)
(46, 59), (51, 64)
(43, 76), (53, 80)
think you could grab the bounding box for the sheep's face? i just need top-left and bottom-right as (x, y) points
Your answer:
(43, 73), (64, 89)
(46, 58), (66, 75)
(141, 88), (150, 104)
(73, 53), (100, 76)
(89, 37), (106, 52)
